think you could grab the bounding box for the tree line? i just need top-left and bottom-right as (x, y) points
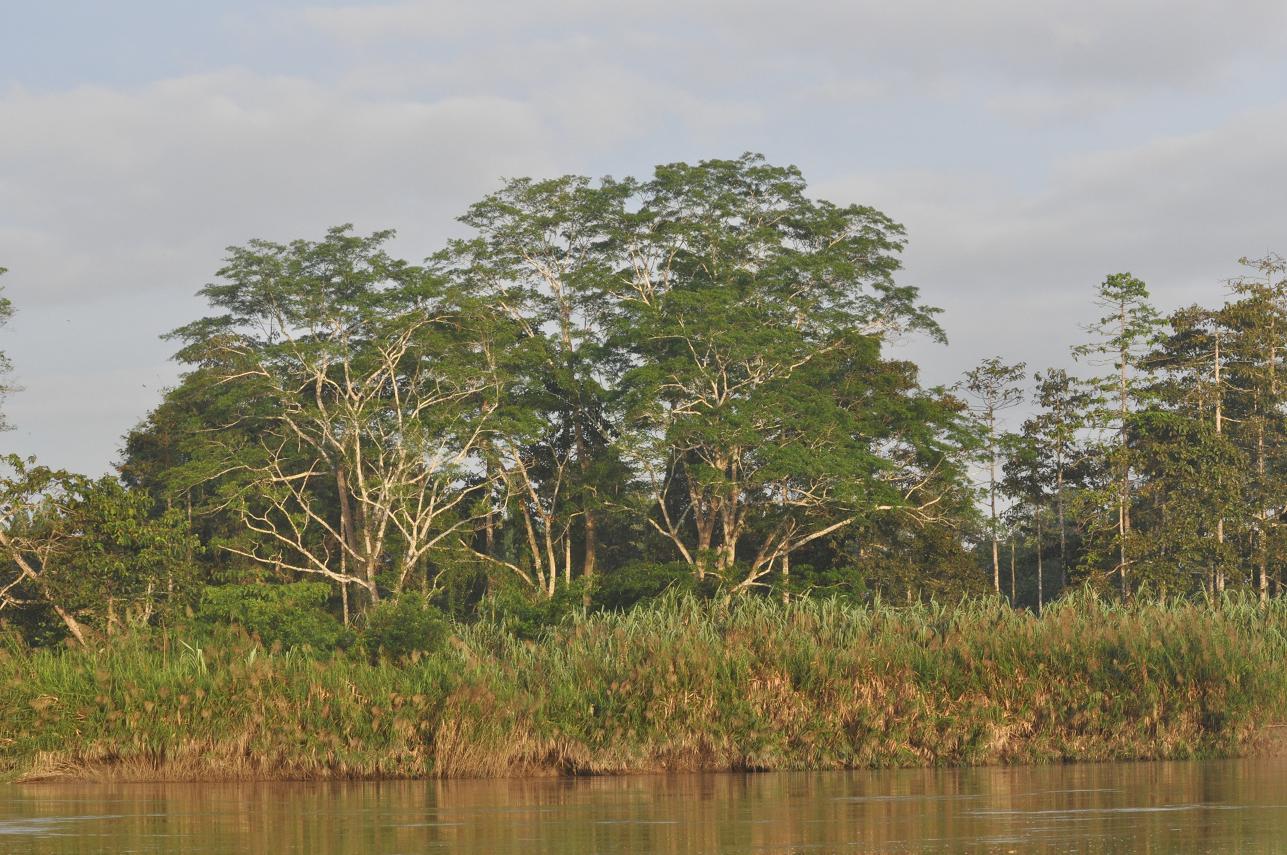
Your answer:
(0, 154), (1283, 645)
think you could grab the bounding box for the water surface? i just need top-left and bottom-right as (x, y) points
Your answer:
(3, 758), (1285, 853)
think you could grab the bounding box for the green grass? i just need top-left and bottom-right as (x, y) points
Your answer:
(3, 592), (1286, 781)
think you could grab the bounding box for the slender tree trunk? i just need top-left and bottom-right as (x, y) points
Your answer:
(1266, 329), (1278, 604)
(990, 411), (1000, 595)
(51, 602), (90, 647)
(564, 531), (572, 588)
(336, 462), (373, 609)
(1056, 452), (1067, 593)
(1118, 318), (1131, 600)
(484, 447), (496, 557)
(1259, 424), (1269, 606)
(1214, 330), (1226, 593)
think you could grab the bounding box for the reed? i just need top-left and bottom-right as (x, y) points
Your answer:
(3, 592), (1286, 782)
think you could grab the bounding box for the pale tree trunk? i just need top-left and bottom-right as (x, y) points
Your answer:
(989, 410), (1000, 595)
(1259, 423), (1269, 606)
(1118, 310), (1131, 600)
(1055, 443), (1067, 594)
(1214, 330), (1226, 594)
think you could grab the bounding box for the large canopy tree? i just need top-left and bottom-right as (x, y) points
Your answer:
(608, 154), (962, 589)
(169, 227), (500, 607)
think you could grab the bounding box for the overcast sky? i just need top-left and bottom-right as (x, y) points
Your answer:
(2, 1), (1286, 474)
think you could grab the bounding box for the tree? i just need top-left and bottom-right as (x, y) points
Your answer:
(1073, 273), (1161, 597)
(443, 176), (624, 599)
(609, 154), (955, 591)
(1029, 368), (1092, 593)
(169, 227), (500, 609)
(0, 457), (197, 644)
(1222, 256), (1287, 603)
(1002, 422), (1049, 610)
(1141, 306), (1242, 593)
(961, 357), (1026, 596)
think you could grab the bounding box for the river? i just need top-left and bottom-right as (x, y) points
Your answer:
(2, 758), (1285, 853)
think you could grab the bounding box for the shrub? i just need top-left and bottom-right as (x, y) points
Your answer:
(359, 593), (448, 661)
(476, 581), (586, 639)
(196, 582), (351, 651)
(591, 561), (706, 611)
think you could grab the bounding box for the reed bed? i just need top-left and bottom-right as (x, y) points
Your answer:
(3, 593), (1286, 782)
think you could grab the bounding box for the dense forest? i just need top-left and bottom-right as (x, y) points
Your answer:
(0, 153), (1285, 650)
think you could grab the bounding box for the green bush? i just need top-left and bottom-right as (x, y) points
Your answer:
(477, 581), (587, 639)
(196, 582), (351, 651)
(359, 593), (448, 661)
(591, 561), (707, 611)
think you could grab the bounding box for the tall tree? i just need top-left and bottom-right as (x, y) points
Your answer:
(1222, 255), (1287, 603)
(169, 227), (500, 608)
(1002, 421), (1050, 610)
(1143, 305), (1242, 593)
(610, 154), (954, 590)
(961, 357), (1026, 596)
(444, 176), (624, 599)
(1073, 273), (1161, 597)
(1030, 368), (1091, 592)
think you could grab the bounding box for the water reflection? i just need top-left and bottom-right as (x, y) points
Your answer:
(2, 758), (1285, 853)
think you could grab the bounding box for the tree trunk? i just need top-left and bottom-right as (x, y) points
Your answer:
(1118, 313), (1131, 600)
(1057, 451), (1067, 594)
(990, 411), (1000, 595)
(1214, 330), (1226, 594)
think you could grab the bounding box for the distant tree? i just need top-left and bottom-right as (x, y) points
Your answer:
(1221, 255), (1287, 603)
(1029, 368), (1093, 592)
(1073, 273), (1161, 597)
(1141, 306), (1242, 593)
(961, 357), (1026, 596)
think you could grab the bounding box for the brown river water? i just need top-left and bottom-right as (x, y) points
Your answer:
(2, 758), (1286, 853)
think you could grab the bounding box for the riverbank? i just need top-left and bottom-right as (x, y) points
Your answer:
(4, 596), (1285, 782)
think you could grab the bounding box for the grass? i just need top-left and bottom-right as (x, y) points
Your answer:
(3, 592), (1286, 782)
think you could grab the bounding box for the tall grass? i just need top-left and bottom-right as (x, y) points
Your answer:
(3, 593), (1286, 781)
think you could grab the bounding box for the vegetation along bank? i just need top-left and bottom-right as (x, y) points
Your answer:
(3, 594), (1285, 782)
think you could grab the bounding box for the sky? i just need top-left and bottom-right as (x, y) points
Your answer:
(2, 1), (1287, 474)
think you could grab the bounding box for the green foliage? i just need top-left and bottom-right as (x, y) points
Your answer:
(2, 596), (1285, 782)
(591, 562), (706, 611)
(196, 582), (351, 652)
(0, 459), (200, 643)
(476, 580), (587, 639)
(358, 594), (448, 662)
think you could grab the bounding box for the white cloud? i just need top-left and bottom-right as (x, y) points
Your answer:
(0, 70), (562, 472)
(5, 1), (1287, 474)
(821, 101), (1287, 390)
(296, 0), (1287, 102)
